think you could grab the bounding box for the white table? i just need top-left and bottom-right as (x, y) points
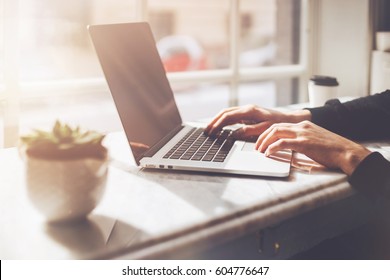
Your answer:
(1, 131), (389, 259)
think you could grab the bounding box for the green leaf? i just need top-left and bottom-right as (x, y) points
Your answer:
(19, 120), (106, 160)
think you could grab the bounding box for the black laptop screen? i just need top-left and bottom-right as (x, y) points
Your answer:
(89, 23), (182, 164)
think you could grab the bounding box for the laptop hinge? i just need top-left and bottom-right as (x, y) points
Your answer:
(142, 125), (184, 159)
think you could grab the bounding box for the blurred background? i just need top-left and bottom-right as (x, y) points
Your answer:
(0, 0), (381, 147)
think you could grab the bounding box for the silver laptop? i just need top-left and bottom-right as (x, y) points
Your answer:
(88, 22), (291, 177)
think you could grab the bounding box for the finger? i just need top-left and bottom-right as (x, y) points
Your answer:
(255, 124), (279, 150)
(207, 108), (255, 136)
(255, 122), (297, 149)
(256, 124), (296, 152)
(205, 107), (238, 134)
(265, 138), (297, 156)
(232, 121), (273, 140)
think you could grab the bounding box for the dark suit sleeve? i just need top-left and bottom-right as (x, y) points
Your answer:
(348, 152), (390, 200)
(307, 90), (390, 141)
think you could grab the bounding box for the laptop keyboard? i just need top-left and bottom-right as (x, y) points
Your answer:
(163, 128), (235, 163)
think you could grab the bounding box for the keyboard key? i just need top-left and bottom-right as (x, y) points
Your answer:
(191, 155), (203, 161)
(202, 154), (214, 161)
(170, 154), (182, 159)
(180, 155), (192, 160)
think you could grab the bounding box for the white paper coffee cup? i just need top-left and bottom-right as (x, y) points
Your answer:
(376, 32), (390, 52)
(308, 75), (339, 107)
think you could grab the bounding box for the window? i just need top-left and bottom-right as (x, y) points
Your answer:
(18, 0), (138, 81)
(0, 6), (4, 147)
(148, 0), (230, 72)
(0, 5), (3, 86)
(0, 0), (307, 147)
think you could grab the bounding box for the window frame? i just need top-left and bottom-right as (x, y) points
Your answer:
(0, 0), (310, 147)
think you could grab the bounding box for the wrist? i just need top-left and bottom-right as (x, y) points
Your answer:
(340, 145), (371, 176)
(285, 109), (312, 123)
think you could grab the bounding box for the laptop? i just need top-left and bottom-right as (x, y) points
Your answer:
(88, 22), (291, 177)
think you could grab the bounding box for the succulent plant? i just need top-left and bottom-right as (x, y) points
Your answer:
(19, 121), (107, 160)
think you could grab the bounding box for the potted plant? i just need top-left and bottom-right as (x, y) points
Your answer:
(19, 121), (109, 223)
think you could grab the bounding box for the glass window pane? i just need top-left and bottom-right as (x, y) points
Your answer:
(239, 78), (298, 107)
(19, 90), (123, 135)
(238, 81), (277, 107)
(0, 102), (3, 148)
(174, 83), (229, 122)
(148, 0), (230, 72)
(18, 0), (137, 81)
(240, 0), (300, 68)
(0, 3), (3, 147)
(0, 4), (4, 84)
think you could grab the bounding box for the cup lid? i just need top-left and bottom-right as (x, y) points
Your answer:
(310, 75), (339, 86)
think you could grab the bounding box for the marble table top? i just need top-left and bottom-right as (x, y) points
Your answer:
(1, 131), (389, 259)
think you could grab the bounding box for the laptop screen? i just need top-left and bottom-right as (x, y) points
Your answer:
(89, 22), (182, 164)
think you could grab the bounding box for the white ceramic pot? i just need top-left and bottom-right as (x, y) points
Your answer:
(23, 155), (108, 223)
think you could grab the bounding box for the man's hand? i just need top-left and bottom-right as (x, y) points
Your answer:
(256, 121), (371, 176)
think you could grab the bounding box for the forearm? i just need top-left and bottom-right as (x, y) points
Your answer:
(307, 90), (390, 140)
(285, 109), (312, 123)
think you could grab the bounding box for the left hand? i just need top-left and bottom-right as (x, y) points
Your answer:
(205, 105), (311, 140)
(255, 121), (371, 176)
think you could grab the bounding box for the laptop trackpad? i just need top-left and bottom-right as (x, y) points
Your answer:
(242, 142), (256, 152)
(241, 142), (292, 163)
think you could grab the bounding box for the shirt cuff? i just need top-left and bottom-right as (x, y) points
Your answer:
(305, 99), (342, 131)
(348, 152), (390, 198)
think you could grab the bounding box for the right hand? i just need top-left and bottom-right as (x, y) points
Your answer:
(205, 105), (312, 140)
(255, 120), (371, 176)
